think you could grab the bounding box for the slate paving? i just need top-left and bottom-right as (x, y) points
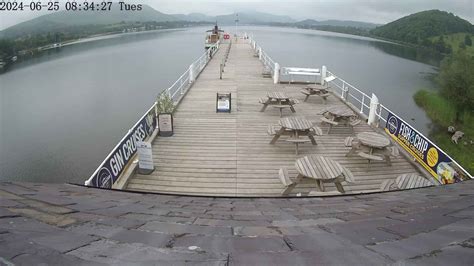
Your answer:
(0, 181), (473, 265)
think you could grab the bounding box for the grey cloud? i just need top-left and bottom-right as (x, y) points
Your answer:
(1, 0), (472, 30)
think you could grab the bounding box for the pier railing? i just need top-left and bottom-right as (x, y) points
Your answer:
(261, 50), (276, 74)
(165, 41), (220, 102)
(85, 41), (221, 188)
(248, 35), (472, 182)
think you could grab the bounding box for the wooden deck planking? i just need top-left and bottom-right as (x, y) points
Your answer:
(126, 39), (420, 196)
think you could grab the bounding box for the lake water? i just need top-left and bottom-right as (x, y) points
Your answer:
(0, 26), (438, 184)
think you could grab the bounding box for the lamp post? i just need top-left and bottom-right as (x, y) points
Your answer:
(234, 13), (239, 37)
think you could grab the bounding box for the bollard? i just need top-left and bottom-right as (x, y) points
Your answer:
(273, 63), (280, 84)
(321, 66), (327, 85)
(220, 63), (223, 79)
(368, 93), (379, 126)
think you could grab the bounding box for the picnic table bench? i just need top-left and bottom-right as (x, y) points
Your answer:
(259, 92), (299, 117)
(320, 106), (361, 134)
(279, 155), (353, 195)
(269, 117), (323, 154)
(346, 132), (395, 169)
(300, 86), (330, 104)
(380, 173), (434, 191)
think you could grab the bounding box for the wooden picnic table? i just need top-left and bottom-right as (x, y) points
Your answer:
(267, 92), (289, 101)
(357, 132), (391, 149)
(295, 155), (346, 193)
(259, 92), (299, 116)
(300, 86), (330, 103)
(354, 132), (392, 168)
(320, 106), (360, 134)
(270, 117), (320, 154)
(324, 106), (355, 119)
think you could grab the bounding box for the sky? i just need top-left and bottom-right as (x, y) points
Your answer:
(0, 0), (473, 30)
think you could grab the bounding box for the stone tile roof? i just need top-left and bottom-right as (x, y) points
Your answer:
(1, 181), (473, 265)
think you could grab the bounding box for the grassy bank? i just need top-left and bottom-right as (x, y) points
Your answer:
(429, 33), (474, 56)
(414, 90), (474, 174)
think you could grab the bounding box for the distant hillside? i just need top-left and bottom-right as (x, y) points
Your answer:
(371, 10), (474, 44)
(171, 13), (215, 22)
(215, 12), (295, 25)
(173, 11), (295, 24)
(0, 4), (177, 38)
(0, 9), (297, 39)
(296, 19), (379, 29)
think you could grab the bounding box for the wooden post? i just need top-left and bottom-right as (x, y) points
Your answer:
(220, 63), (223, 79)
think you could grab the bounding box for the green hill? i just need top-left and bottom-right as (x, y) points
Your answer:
(296, 19), (379, 29)
(371, 10), (473, 45)
(0, 4), (177, 39)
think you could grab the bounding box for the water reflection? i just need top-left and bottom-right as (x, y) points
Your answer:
(371, 41), (443, 67)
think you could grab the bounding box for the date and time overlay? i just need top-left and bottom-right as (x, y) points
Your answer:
(0, 0), (142, 11)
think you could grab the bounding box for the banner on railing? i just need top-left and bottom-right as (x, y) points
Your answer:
(88, 108), (157, 188)
(385, 112), (470, 184)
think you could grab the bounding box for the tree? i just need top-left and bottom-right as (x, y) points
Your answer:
(438, 50), (474, 122)
(465, 34), (472, 46)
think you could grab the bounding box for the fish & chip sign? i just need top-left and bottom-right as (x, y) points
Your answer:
(385, 112), (470, 184)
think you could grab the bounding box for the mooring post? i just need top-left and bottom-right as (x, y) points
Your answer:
(368, 93), (379, 126)
(321, 65), (327, 85)
(273, 63), (280, 84)
(189, 63), (194, 83)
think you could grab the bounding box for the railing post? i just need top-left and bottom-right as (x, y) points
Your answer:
(258, 47), (262, 60)
(180, 78), (185, 95)
(273, 62), (280, 84)
(368, 93), (379, 126)
(189, 63), (194, 83)
(360, 94), (365, 113)
(341, 81), (346, 99)
(321, 66), (327, 85)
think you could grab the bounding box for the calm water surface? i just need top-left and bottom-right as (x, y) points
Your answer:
(0, 26), (438, 184)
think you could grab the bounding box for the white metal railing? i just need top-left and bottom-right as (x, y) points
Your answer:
(261, 50), (275, 73)
(164, 41), (220, 102)
(326, 70), (372, 117)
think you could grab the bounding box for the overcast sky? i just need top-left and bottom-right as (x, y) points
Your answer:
(0, 0), (472, 30)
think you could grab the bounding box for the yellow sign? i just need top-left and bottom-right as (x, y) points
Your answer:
(427, 147), (439, 167)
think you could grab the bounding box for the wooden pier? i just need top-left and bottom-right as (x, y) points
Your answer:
(126, 39), (420, 196)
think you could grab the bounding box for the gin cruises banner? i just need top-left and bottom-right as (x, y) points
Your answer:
(384, 112), (470, 184)
(89, 108), (157, 188)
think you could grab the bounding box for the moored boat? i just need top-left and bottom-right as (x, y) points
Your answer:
(205, 23), (224, 49)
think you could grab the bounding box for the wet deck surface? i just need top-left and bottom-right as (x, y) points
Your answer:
(126, 39), (420, 196)
(1, 181), (473, 265)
